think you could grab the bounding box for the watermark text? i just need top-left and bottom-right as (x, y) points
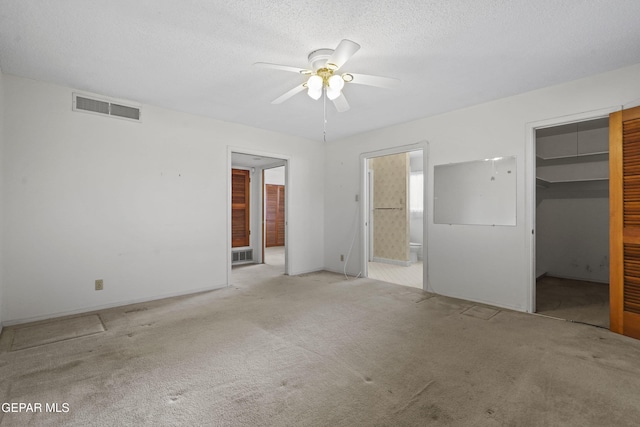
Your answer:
(1, 402), (69, 413)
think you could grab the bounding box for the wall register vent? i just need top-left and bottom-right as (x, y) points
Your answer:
(232, 249), (253, 264)
(73, 93), (141, 121)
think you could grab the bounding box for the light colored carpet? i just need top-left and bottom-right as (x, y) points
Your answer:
(10, 314), (105, 351)
(1, 265), (639, 426)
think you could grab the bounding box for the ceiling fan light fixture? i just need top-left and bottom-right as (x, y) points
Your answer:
(307, 75), (323, 90)
(328, 74), (345, 91)
(308, 87), (322, 100)
(326, 87), (341, 101)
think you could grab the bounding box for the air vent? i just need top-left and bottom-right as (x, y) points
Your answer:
(76, 96), (109, 115)
(232, 249), (253, 264)
(110, 103), (140, 120)
(73, 93), (141, 122)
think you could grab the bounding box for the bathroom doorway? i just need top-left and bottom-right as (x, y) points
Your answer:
(363, 147), (425, 289)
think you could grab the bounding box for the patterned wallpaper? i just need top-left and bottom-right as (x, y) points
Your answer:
(370, 153), (410, 262)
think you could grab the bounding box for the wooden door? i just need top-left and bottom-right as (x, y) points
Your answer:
(265, 184), (285, 247)
(232, 169), (250, 248)
(610, 105), (640, 339)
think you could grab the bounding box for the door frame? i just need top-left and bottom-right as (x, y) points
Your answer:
(524, 106), (620, 313)
(360, 141), (429, 290)
(368, 169), (374, 262)
(227, 147), (290, 285)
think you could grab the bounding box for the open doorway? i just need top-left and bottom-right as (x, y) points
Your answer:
(230, 152), (288, 282)
(363, 149), (425, 289)
(534, 117), (610, 328)
(263, 165), (286, 269)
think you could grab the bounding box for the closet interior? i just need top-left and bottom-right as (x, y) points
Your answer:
(535, 117), (610, 327)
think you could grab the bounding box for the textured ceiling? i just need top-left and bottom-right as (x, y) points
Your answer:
(1, 1), (640, 142)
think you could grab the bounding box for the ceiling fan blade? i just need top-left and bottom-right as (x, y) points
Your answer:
(332, 92), (350, 112)
(326, 39), (360, 71)
(254, 62), (312, 74)
(272, 83), (306, 104)
(344, 73), (400, 89)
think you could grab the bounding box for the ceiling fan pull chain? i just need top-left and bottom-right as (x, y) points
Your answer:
(323, 87), (327, 142)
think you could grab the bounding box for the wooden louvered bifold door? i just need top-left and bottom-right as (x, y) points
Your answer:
(232, 169), (250, 248)
(610, 105), (640, 339)
(265, 184), (285, 247)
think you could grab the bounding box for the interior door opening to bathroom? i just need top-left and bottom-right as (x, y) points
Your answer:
(364, 149), (425, 289)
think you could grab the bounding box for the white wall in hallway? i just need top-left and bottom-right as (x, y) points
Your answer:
(2, 75), (325, 323)
(537, 197), (609, 283)
(0, 67), (5, 329)
(409, 150), (424, 246)
(324, 63), (640, 312)
(264, 166), (285, 185)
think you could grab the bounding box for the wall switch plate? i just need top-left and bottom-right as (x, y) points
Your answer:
(95, 279), (104, 291)
(340, 254), (344, 262)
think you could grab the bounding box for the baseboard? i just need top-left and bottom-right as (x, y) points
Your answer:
(3, 283), (229, 326)
(430, 287), (526, 313)
(289, 267), (325, 276)
(372, 257), (411, 267)
(322, 267), (363, 279)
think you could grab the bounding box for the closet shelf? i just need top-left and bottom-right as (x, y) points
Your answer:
(536, 152), (608, 168)
(536, 151), (608, 161)
(536, 178), (550, 188)
(536, 177), (608, 185)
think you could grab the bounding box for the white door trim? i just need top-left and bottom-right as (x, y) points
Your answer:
(359, 141), (430, 290)
(227, 147), (291, 286)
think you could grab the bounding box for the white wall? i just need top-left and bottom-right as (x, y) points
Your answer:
(324, 63), (640, 312)
(0, 67), (5, 331)
(264, 166), (285, 185)
(409, 151), (424, 245)
(537, 197), (609, 283)
(3, 74), (325, 323)
(249, 167), (263, 260)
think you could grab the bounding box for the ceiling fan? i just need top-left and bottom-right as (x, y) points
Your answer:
(255, 39), (399, 112)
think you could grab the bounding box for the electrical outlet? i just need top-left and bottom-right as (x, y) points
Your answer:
(340, 254), (344, 262)
(95, 279), (104, 291)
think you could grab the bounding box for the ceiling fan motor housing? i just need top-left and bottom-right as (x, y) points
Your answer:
(308, 48), (334, 71)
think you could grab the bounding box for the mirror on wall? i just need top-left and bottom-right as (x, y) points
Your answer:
(434, 156), (517, 226)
